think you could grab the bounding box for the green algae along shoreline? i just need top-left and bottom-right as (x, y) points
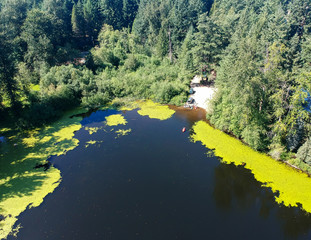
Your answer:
(191, 121), (311, 214)
(0, 110), (83, 239)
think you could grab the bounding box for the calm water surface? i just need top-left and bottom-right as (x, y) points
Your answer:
(8, 107), (311, 240)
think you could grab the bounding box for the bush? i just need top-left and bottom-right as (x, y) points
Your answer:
(123, 55), (142, 71)
(297, 138), (311, 165)
(18, 86), (79, 128)
(169, 94), (187, 106)
(269, 143), (286, 160)
(151, 81), (184, 103)
(241, 124), (263, 150)
(288, 158), (311, 174)
(81, 92), (111, 110)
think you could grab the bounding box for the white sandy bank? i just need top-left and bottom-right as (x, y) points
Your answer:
(190, 76), (216, 111)
(191, 87), (215, 110)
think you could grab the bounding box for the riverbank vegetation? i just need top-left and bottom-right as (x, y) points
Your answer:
(0, 0), (310, 171)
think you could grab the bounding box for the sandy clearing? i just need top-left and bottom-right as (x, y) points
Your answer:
(189, 75), (216, 111)
(191, 86), (215, 110)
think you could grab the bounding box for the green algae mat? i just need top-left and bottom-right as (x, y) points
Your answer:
(191, 121), (311, 214)
(0, 112), (83, 239)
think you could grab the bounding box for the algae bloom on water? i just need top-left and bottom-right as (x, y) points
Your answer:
(115, 129), (132, 138)
(0, 113), (83, 239)
(191, 121), (311, 214)
(105, 114), (127, 126)
(85, 127), (101, 135)
(137, 100), (175, 120)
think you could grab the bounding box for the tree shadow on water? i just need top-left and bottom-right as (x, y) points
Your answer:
(213, 162), (311, 238)
(213, 162), (262, 211)
(0, 114), (81, 212)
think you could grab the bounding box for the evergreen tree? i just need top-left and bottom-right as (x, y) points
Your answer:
(42, 0), (72, 44)
(71, 3), (79, 35)
(0, 33), (19, 111)
(71, 1), (85, 37)
(301, 33), (311, 71)
(83, 0), (100, 44)
(0, 0), (28, 41)
(122, 0), (139, 28)
(297, 138), (311, 165)
(21, 9), (56, 70)
(179, 25), (195, 71)
(193, 13), (228, 68)
(99, 0), (123, 29)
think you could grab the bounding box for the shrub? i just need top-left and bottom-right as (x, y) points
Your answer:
(297, 138), (311, 165)
(81, 92), (111, 110)
(169, 94), (187, 106)
(123, 55), (142, 71)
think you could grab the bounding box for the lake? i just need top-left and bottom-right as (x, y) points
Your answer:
(2, 102), (311, 239)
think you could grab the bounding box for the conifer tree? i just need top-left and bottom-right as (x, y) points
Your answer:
(179, 25), (195, 71)
(297, 138), (311, 165)
(71, 3), (79, 36)
(83, 0), (99, 43)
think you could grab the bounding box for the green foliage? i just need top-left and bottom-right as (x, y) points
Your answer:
(288, 158), (311, 174)
(297, 138), (311, 165)
(123, 54), (142, 71)
(21, 9), (58, 69)
(0, 0), (28, 42)
(0, 31), (19, 111)
(133, 0), (206, 56)
(92, 25), (130, 68)
(192, 13), (229, 67)
(71, 3), (80, 36)
(178, 26), (195, 71)
(151, 80), (186, 104)
(81, 91), (111, 109)
(20, 85), (78, 127)
(205, 0), (311, 155)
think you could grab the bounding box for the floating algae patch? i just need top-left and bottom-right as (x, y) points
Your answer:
(21, 130), (40, 148)
(0, 168), (61, 239)
(85, 127), (101, 135)
(118, 101), (140, 111)
(0, 112), (83, 239)
(85, 140), (103, 148)
(137, 100), (175, 120)
(105, 114), (127, 126)
(191, 121), (311, 213)
(115, 129), (132, 138)
(86, 140), (97, 147)
(106, 100), (175, 120)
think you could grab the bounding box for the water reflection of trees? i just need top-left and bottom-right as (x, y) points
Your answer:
(213, 162), (311, 238)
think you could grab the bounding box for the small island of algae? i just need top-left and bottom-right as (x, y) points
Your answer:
(191, 121), (311, 213)
(85, 127), (101, 135)
(137, 100), (175, 120)
(115, 129), (132, 138)
(105, 114), (127, 126)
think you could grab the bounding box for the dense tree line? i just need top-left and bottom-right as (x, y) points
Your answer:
(203, 0), (311, 172)
(0, 0), (311, 171)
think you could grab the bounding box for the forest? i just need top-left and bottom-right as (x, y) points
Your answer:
(0, 0), (311, 172)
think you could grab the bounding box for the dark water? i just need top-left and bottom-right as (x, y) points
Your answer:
(8, 108), (311, 240)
